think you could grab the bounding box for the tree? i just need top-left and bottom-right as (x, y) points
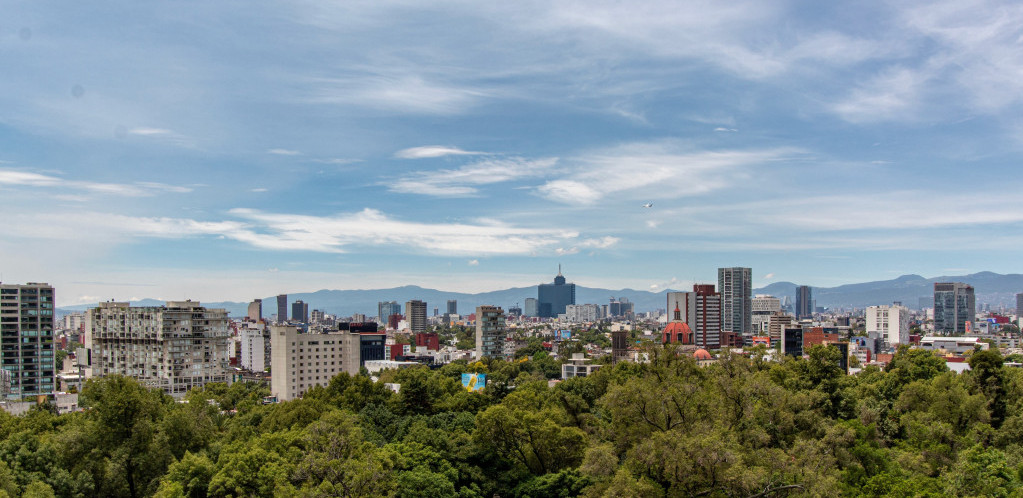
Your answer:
(79, 375), (172, 498)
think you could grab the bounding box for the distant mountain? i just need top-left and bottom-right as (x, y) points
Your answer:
(56, 271), (1023, 318)
(754, 272), (1023, 310)
(58, 285), (677, 318)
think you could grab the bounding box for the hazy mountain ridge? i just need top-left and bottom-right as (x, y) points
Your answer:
(57, 272), (1023, 317)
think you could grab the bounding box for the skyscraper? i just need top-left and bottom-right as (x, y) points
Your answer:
(276, 294), (288, 322)
(405, 300), (427, 333)
(537, 267), (576, 318)
(866, 305), (910, 346)
(718, 267), (752, 338)
(247, 299), (262, 321)
(447, 300), (458, 316)
(934, 283), (975, 334)
(0, 282), (56, 396)
(475, 305), (506, 359)
(795, 285), (813, 319)
(292, 300), (309, 324)
(378, 301), (401, 322)
(1016, 293), (1023, 319)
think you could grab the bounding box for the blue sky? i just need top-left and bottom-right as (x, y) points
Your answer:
(3, 1), (1023, 306)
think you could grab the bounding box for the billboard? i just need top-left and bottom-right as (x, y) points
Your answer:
(462, 373), (486, 392)
(558, 330), (572, 340)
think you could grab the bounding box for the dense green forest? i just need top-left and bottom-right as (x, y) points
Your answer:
(2, 344), (1022, 497)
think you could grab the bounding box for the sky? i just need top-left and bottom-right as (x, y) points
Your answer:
(3, 1), (1023, 306)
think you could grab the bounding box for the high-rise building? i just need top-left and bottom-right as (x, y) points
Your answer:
(611, 329), (629, 364)
(85, 301), (229, 396)
(247, 299), (262, 321)
(767, 311), (795, 345)
(524, 298), (538, 317)
(292, 300), (309, 324)
(238, 322), (269, 372)
(405, 300), (427, 333)
(782, 327), (803, 357)
(718, 267), (752, 338)
(0, 283), (56, 397)
(564, 304), (600, 322)
(933, 283), (975, 334)
(378, 301), (401, 322)
(1016, 293), (1023, 318)
(866, 305), (910, 346)
(667, 286), (721, 349)
(276, 294), (288, 322)
(752, 295), (781, 333)
(475, 305), (506, 358)
(537, 267), (576, 318)
(447, 300), (458, 316)
(795, 285), (813, 319)
(270, 325), (353, 402)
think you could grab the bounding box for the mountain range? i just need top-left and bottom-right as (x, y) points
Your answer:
(57, 272), (1023, 318)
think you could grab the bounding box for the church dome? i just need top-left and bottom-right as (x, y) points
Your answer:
(662, 321), (692, 344)
(693, 349), (712, 360)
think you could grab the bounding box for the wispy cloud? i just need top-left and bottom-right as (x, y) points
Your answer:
(7, 207), (605, 257)
(267, 148), (302, 156)
(537, 142), (800, 205)
(127, 127), (173, 136)
(307, 75), (485, 115)
(390, 157), (558, 197)
(394, 145), (485, 159)
(0, 169), (192, 197)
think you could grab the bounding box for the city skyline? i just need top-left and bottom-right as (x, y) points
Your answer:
(5, 2), (1023, 306)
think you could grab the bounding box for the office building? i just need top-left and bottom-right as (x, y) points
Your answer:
(1016, 293), (1023, 318)
(447, 300), (457, 316)
(0, 283), (56, 397)
(292, 300), (309, 324)
(767, 311), (795, 345)
(405, 300), (427, 333)
(611, 329), (629, 364)
(537, 268), (576, 318)
(270, 325), (346, 401)
(339, 322), (385, 376)
(795, 285), (813, 319)
(865, 305), (910, 346)
(718, 267), (752, 338)
(85, 301), (229, 396)
(247, 299), (262, 321)
(378, 301), (401, 322)
(782, 327), (803, 357)
(752, 295), (781, 333)
(524, 298), (538, 317)
(933, 283), (975, 334)
(475, 306), (506, 358)
(668, 286), (722, 349)
(276, 294), (288, 322)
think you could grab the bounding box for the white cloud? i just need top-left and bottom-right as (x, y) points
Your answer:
(127, 127), (173, 136)
(251, 188), (268, 193)
(764, 273), (775, 279)
(307, 75), (485, 115)
(394, 146), (484, 159)
(267, 148), (302, 156)
(537, 142), (800, 205)
(468, 259), (479, 266)
(0, 169), (192, 196)
(714, 127), (738, 132)
(390, 157), (558, 197)
(555, 247), (579, 256)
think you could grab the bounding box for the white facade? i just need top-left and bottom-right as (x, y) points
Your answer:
(270, 325), (352, 401)
(564, 304), (600, 322)
(865, 305), (910, 346)
(238, 322), (269, 372)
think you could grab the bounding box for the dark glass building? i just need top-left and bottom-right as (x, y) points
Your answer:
(537, 269), (576, 318)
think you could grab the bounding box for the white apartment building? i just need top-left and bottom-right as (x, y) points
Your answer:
(238, 322), (269, 372)
(865, 305), (910, 346)
(85, 301), (230, 396)
(752, 295), (781, 333)
(564, 304), (600, 322)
